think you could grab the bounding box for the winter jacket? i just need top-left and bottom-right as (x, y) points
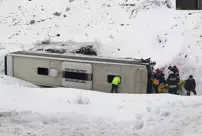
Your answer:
(152, 73), (166, 85)
(167, 74), (179, 88)
(185, 79), (196, 90)
(172, 67), (179, 74)
(112, 76), (121, 85)
(172, 67), (180, 77)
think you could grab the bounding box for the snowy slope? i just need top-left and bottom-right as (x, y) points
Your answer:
(1, 0), (202, 135)
(0, 74), (39, 88)
(0, 0), (202, 89)
(0, 86), (202, 135)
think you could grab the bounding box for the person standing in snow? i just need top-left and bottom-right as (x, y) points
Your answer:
(111, 75), (121, 93)
(184, 75), (197, 96)
(167, 71), (179, 94)
(152, 69), (166, 93)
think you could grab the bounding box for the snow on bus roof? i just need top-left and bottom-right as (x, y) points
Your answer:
(8, 51), (155, 66)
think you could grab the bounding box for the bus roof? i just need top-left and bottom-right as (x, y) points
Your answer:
(8, 51), (156, 66)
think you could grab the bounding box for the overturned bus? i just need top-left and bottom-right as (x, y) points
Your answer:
(4, 51), (156, 94)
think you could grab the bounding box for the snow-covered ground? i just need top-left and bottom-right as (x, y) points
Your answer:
(0, 74), (38, 88)
(0, 86), (202, 136)
(0, 0), (202, 135)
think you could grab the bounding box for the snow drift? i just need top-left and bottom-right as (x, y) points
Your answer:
(0, 86), (202, 136)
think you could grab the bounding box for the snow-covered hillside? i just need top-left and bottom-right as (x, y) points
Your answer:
(1, 0), (202, 135)
(1, 0), (202, 91)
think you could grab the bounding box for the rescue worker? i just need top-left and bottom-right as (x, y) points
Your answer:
(167, 71), (179, 94)
(168, 66), (179, 77)
(184, 75), (197, 96)
(111, 75), (121, 93)
(168, 66), (173, 72)
(173, 66), (179, 77)
(152, 69), (166, 93)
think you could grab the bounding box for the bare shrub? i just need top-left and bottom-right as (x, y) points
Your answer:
(41, 39), (51, 44)
(152, 0), (161, 7)
(151, 0), (172, 8)
(65, 7), (70, 11)
(67, 95), (89, 105)
(30, 20), (35, 25)
(53, 12), (61, 16)
(73, 95), (89, 104)
(165, 0), (172, 8)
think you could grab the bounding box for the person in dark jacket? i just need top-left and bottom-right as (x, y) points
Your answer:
(168, 66), (173, 72)
(153, 69), (166, 83)
(152, 69), (166, 93)
(173, 66), (180, 77)
(167, 71), (179, 94)
(168, 65), (180, 80)
(168, 66), (179, 75)
(184, 75), (197, 96)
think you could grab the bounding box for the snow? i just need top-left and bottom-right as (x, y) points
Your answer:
(0, 75), (39, 88)
(0, 0), (202, 135)
(0, 0), (202, 90)
(0, 86), (202, 135)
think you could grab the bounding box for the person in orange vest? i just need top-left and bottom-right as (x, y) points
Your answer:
(111, 75), (121, 93)
(152, 69), (166, 93)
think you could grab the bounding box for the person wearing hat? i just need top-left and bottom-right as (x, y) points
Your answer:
(167, 70), (179, 94)
(184, 75), (197, 96)
(152, 69), (166, 93)
(173, 66), (180, 77)
(168, 66), (179, 76)
(168, 66), (173, 72)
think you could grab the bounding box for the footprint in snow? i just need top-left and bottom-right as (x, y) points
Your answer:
(193, 103), (202, 108)
(153, 107), (160, 115)
(134, 120), (144, 130)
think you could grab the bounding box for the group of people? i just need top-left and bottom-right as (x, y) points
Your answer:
(110, 66), (197, 96)
(152, 65), (197, 96)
